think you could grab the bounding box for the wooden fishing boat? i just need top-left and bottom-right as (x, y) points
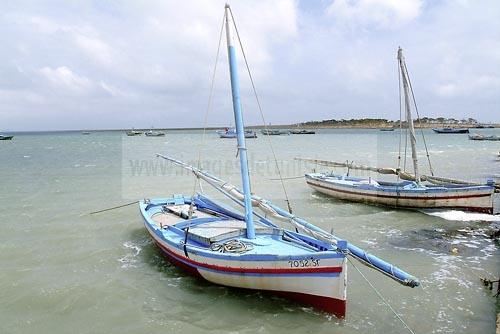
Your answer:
(305, 172), (495, 213)
(139, 5), (419, 318)
(379, 128), (395, 132)
(298, 48), (498, 214)
(0, 134), (14, 140)
(217, 128), (257, 138)
(432, 128), (469, 134)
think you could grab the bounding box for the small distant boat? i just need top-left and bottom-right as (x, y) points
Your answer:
(432, 128), (469, 134)
(217, 128), (257, 138)
(81, 131), (91, 135)
(0, 134), (13, 140)
(379, 128), (395, 132)
(145, 129), (165, 137)
(291, 129), (315, 134)
(469, 133), (500, 141)
(261, 129), (290, 135)
(126, 129), (143, 136)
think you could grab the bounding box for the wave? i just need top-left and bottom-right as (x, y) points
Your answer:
(422, 210), (500, 222)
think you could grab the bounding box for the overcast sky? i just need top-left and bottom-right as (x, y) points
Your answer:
(1, 0), (499, 131)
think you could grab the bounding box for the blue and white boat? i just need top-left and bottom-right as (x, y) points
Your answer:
(139, 5), (419, 318)
(298, 48), (497, 214)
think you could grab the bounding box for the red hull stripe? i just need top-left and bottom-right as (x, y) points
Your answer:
(307, 180), (492, 200)
(152, 235), (343, 274)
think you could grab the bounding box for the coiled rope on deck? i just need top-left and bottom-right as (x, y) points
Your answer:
(210, 239), (254, 253)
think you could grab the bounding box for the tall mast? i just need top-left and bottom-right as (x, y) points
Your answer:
(224, 4), (255, 239)
(397, 47), (420, 183)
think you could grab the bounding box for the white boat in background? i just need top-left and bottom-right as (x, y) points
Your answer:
(139, 5), (419, 318)
(126, 128), (143, 136)
(298, 48), (498, 214)
(261, 129), (290, 135)
(217, 127), (257, 138)
(145, 129), (165, 137)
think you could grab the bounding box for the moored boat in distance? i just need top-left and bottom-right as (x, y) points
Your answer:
(469, 133), (500, 141)
(217, 128), (257, 138)
(432, 127), (469, 134)
(298, 48), (498, 214)
(81, 131), (91, 135)
(0, 134), (14, 140)
(379, 128), (395, 131)
(291, 129), (316, 134)
(126, 128), (143, 136)
(139, 6), (419, 318)
(145, 129), (165, 137)
(261, 129), (290, 135)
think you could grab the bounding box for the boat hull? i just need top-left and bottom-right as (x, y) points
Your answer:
(432, 128), (469, 134)
(219, 132), (257, 138)
(305, 173), (494, 214)
(140, 197), (347, 317)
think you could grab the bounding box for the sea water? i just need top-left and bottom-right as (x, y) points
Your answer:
(0, 128), (498, 334)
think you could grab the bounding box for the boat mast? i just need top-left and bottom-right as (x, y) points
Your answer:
(224, 4), (255, 239)
(397, 47), (420, 183)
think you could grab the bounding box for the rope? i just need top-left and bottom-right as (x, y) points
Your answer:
(347, 257), (417, 334)
(403, 61), (434, 176)
(88, 201), (138, 215)
(210, 239), (254, 253)
(228, 7), (293, 214)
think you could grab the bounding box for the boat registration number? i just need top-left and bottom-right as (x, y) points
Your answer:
(288, 258), (320, 268)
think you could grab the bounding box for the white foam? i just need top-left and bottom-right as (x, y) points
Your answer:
(423, 210), (500, 222)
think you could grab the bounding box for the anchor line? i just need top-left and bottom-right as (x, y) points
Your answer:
(347, 257), (417, 334)
(88, 201), (139, 215)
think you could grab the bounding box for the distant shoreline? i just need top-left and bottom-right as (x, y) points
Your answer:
(4, 122), (498, 133)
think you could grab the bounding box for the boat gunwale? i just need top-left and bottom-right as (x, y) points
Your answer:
(305, 173), (495, 194)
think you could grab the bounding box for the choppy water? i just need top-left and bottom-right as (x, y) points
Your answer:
(1, 128), (499, 334)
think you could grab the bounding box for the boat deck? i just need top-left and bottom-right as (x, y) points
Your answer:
(143, 201), (331, 256)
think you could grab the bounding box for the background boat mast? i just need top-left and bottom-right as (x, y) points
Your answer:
(398, 47), (420, 184)
(224, 4), (255, 238)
